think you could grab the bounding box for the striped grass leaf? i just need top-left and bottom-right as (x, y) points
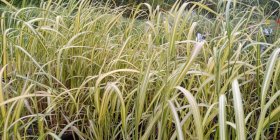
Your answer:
(110, 83), (128, 138)
(2, 28), (14, 81)
(169, 2), (190, 57)
(135, 53), (154, 139)
(58, 119), (82, 138)
(2, 101), (17, 140)
(261, 48), (280, 108)
(263, 102), (280, 129)
(0, 65), (8, 118)
(232, 79), (246, 140)
(186, 22), (198, 55)
(0, 94), (54, 107)
(14, 45), (45, 72)
(170, 111), (192, 140)
(252, 90), (280, 136)
(169, 42), (204, 89)
(256, 48), (280, 140)
(140, 105), (164, 140)
(168, 100), (184, 140)
(176, 86), (204, 140)
(272, 60), (280, 94)
(56, 31), (92, 80)
(13, 84), (34, 138)
(98, 84), (114, 124)
(225, 0), (232, 35)
(93, 69), (139, 113)
(202, 103), (218, 128)
(219, 94), (227, 140)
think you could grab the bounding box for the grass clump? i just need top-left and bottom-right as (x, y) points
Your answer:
(0, 0), (280, 139)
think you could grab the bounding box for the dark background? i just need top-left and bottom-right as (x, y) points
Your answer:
(0, 0), (279, 18)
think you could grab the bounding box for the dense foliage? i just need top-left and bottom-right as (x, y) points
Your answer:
(0, 0), (280, 139)
(1, 0), (279, 9)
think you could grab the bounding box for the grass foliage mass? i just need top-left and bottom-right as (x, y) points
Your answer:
(0, 0), (280, 139)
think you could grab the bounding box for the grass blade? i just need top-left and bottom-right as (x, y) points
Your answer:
(219, 94), (227, 140)
(176, 86), (204, 140)
(168, 100), (184, 140)
(232, 79), (246, 140)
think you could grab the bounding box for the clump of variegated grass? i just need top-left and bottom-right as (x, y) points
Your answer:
(0, 0), (280, 139)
